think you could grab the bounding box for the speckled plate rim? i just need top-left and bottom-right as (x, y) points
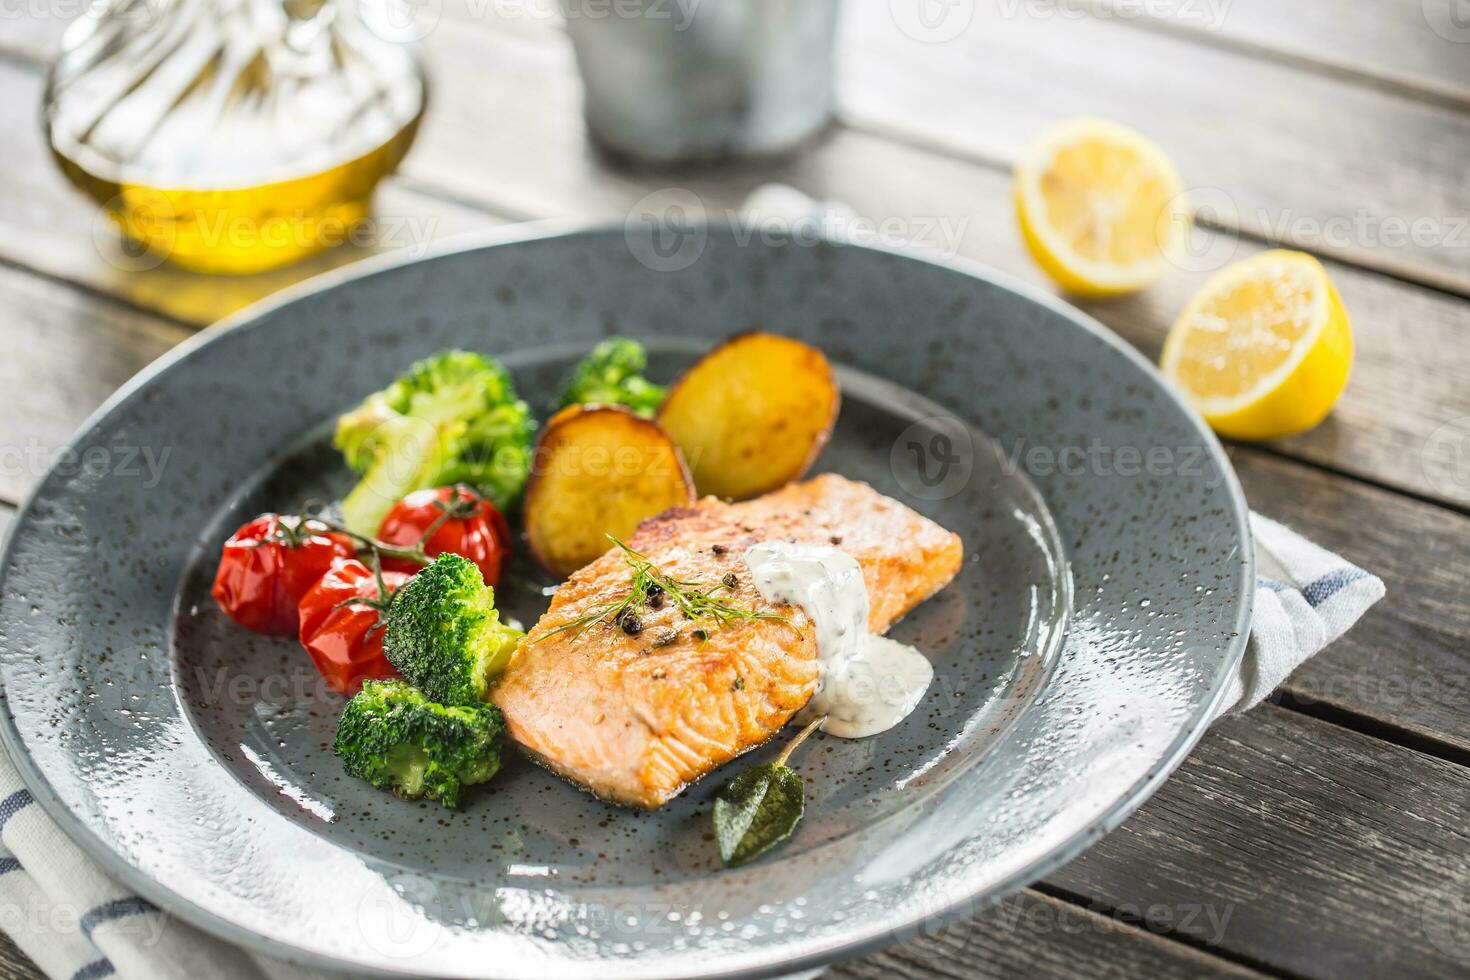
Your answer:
(0, 220), (1253, 978)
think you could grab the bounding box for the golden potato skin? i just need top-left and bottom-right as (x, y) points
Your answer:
(657, 332), (840, 500)
(524, 406), (695, 577)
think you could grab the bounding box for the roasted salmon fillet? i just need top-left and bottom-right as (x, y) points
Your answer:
(491, 474), (963, 808)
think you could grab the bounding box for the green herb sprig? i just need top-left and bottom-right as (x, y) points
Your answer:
(533, 536), (794, 643)
(712, 715), (825, 867)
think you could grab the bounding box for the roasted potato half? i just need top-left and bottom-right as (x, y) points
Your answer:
(657, 332), (840, 499)
(524, 405), (695, 577)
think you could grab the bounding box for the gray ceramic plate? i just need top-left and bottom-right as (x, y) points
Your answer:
(0, 224), (1251, 978)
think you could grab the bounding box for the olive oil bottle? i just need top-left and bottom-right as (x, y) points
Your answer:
(44, 0), (426, 275)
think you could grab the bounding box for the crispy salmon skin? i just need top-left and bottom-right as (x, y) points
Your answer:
(491, 474), (963, 808)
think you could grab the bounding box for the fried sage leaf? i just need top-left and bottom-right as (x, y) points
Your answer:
(713, 763), (805, 866)
(712, 715), (824, 867)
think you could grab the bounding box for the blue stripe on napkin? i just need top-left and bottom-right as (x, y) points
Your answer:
(80, 896), (158, 941)
(70, 959), (114, 980)
(1302, 568), (1372, 608)
(0, 788), (32, 830)
(0, 856), (20, 875)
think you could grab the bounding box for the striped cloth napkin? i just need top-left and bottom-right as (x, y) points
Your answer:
(0, 195), (1384, 978)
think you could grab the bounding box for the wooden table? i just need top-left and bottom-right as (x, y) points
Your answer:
(2, 3), (1468, 977)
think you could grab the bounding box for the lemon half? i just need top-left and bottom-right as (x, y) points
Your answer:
(1015, 117), (1189, 298)
(1162, 250), (1353, 441)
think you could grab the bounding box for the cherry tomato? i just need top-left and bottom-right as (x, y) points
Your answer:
(297, 558), (412, 695)
(377, 485), (512, 586)
(211, 514), (355, 635)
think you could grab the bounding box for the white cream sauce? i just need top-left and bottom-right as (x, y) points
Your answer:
(744, 541), (933, 739)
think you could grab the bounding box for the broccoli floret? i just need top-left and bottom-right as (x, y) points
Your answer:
(558, 337), (665, 418)
(382, 554), (522, 705)
(336, 679), (504, 807)
(334, 350), (536, 535)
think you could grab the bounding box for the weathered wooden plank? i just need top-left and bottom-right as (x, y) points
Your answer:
(1093, 0), (1470, 107)
(4, 26), (1470, 512)
(0, 61), (504, 328)
(830, 890), (1263, 980)
(1048, 704), (1470, 979)
(10, 4), (1470, 287)
(417, 3), (1470, 292)
(377, 26), (1470, 512)
(0, 265), (191, 504)
(836, 2), (1470, 293)
(430, 0), (1470, 110)
(0, 929), (42, 980)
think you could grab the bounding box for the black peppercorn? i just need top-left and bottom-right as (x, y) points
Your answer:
(619, 610), (643, 635)
(721, 572), (739, 589)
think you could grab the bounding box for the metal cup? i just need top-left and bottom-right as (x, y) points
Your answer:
(561, 0), (840, 165)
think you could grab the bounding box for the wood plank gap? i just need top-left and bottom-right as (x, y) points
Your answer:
(1093, 11), (1470, 115)
(1030, 881), (1304, 980)
(1011, 885), (1283, 979)
(1271, 692), (1470, 770)
(1190, 212), (1470, 303)
(1238, 441), (1470, 522)
(0, 253), (198, 333)
(390, 175), (539, 224)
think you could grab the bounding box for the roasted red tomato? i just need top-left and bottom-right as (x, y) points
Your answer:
(297, 558), (412, 695)
(377, 485), (512, 586)
(211, 514), (355, 635)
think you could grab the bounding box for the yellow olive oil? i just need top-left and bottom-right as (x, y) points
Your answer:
(44, 0), (426, 274)
(51, 116), (421, 275)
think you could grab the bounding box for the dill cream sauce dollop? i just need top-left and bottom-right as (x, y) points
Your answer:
(744, 542), (933, 738)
